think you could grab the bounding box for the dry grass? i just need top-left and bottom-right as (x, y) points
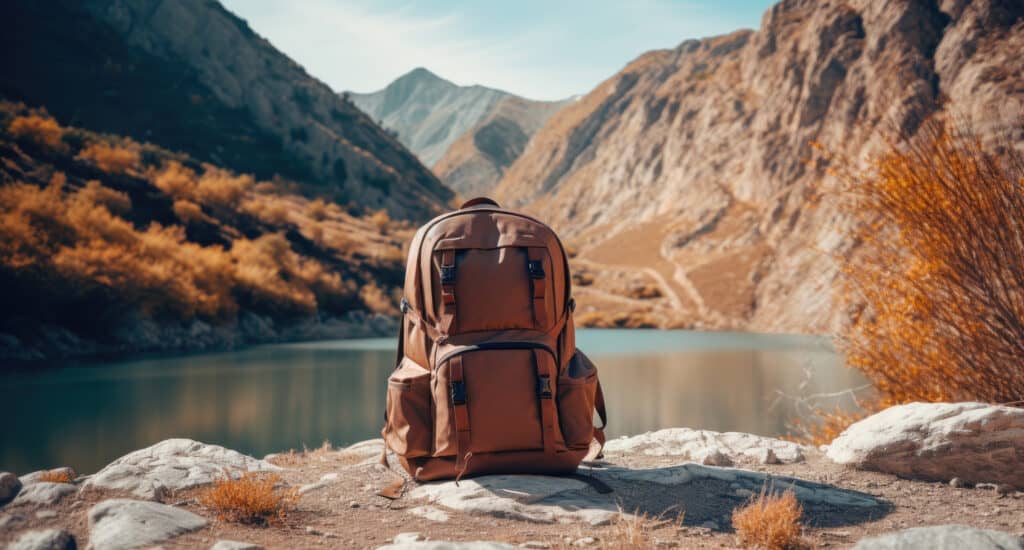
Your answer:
(549, 508), (684, 549)
(832, 116), (1024, 407)
(77, 141), (140, 174)
(198, 471), (298, 526)
(8, 114), (65, 149)
(369, 209), (391, 234)
(627, 283), (663, 299)
(731, 488), (809, 550)
(37, 469), (75, 483)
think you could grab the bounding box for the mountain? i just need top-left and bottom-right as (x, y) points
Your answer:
(0, 100), (408, 361)
(0, 0), (452, 221)
(495, 0), (1024, 334)
(348, 68), (569, 195)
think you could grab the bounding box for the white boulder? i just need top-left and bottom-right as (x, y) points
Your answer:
(827, 402), (1024, 487)
(10, 482), (75, 507)
(83, 438), (279, 499)
(604, 428), (807, 464)
(8, 529), (76, 550)
(851, 525), (1023, 549)
(87, 498), (206, 550)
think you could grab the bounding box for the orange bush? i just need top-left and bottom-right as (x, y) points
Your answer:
(731, 489), (808, 550)
(37, 469), (75, 483)
(370, 209), (390, 233)
(172, 199), (208, 224)
(8, 114), (64, 149)
(198, 471), (298, 525)
(77, 142), (141, 174)
(834, 117), (1024, 406)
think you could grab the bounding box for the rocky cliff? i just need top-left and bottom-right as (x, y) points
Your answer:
(495, 0), (1024, 334)
(0, 0), (452, 221)
(350, 68), (569, 196)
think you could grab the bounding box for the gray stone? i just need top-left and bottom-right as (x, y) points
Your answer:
(83, 439), (279, 499)
(950, 477), (966, 488)
(408, 505), (450, 522)
(827, 403), (1024, 488)
(698, 448), (733, 467)
(298, 472), (340, 494)
(377, 543), (516, 550)
(605, 428), (807, 464)
(852, 525), (1024, 550)
(408, 462), (883, 526)
(571, 538), (596, 546)
(210, 541), (262, 550)
(11, 482), (75, 507)
(7, 528), (76, 550)
(0, 471), (22, 504)
(758, 448), (781, 465)
(87, 498), (206, 550)
(519, 543), (550, 549)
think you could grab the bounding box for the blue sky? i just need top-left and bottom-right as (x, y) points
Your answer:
(222, 0), (774, 100)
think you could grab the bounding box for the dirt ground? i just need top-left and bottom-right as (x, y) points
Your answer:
(3, 443), (1022, 549)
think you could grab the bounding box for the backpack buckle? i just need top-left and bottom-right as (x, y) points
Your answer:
(399, 297), (410, 314)
(450, 380), (467, 405)
(441, 265), (457, 285)
(528, 260), (544, 279)
(537, 375), (552, 399)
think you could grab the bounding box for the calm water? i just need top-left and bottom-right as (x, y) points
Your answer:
(0, 329), (866, 474)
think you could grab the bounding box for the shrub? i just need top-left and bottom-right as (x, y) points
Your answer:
(37, 469), (75, 483)
(731, 488), (808, 550)
(77, 142), (141, 174)
(8, 114), (64, 149)
(370, 209), (390, 233)
(198, 471), (298, 525)
(834, 116), (1024, 406)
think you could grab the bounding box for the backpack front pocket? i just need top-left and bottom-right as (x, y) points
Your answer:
(557, 349), (598, 450)
(435, 342), (557, 454)
(384, 358), (432, 458)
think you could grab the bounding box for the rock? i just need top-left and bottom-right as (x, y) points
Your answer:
(83, 439), (279, 499)
(408, 462), (883, 526)
(758, 448), (781, 465)
(851, 525), (1024, 550)
(701, 521), (719, 530)
(605, 428), (807, 464)
(377, 543), (516, 550)
(697, 448), (733, 467)
(210, 541), (262, 550)
(1, 471), (23, 504)
(10, 482), (75, 506)
(394, 533), (427, 543)
(7, 529), (76, 550)
(299, 472), (340, 494)
(349, 500), (361, 508)
(827, 403), (1024, 488)
(87, 499), (206, 550)
(519, 543), (550, 549)
(36, 510), (59, 519)
(571, 538), (596, 546)
(408, 505), (450, 522)
(950, 477), (966, 488)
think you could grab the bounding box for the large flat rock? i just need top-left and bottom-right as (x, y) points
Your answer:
(852, 525), (1024, 550)
(827, 402), (1024, 488)
(604, 428), (808, 464)
(10, 482), (75, 507)
(408, 462), (885, 528)
(8, 529), (76, 550)
(83, 438), (279, 499)
(87, 498), (206, 550)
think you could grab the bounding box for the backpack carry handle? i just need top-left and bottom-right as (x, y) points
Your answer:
(460, 197), (500, 209)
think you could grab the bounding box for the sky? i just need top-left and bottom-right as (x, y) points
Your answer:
(221, 0), (774, 101)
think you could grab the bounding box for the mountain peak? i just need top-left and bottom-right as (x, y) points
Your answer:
(394, 66), (452, 88)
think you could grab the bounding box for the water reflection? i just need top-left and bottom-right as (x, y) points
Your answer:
(0, 330), (865, 474)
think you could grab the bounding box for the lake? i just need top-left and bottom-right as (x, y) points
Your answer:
(0, 329), (867, 474)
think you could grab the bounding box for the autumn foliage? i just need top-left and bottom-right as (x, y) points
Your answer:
(198, 471), (298, 525)
(835, 117), (1024, 407)
(731, 489), (808, 550)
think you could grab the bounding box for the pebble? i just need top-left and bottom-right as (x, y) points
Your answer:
(520, 543), (551, 549)
(700, 520), (719, 530)
(571, 537), (596, 546)
(394, 532), (426, 543)
(976, 483), (998, 491)
(349, 500), (360, 508)
(950, 477), (966, 488)
(36, 510), (58, 519)
(758, 448), (781, 465)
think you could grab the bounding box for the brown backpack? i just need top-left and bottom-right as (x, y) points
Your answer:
(382, 197), (607, 482)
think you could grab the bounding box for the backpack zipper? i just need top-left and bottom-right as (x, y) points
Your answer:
(436, 341), (557, 369)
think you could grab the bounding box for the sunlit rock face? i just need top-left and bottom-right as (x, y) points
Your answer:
(495, 0), (1024, 334)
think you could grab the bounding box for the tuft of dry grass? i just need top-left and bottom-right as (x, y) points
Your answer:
(198, 471), (298, 526)
(8, 114), (65, 149)
(369, 209), (390, 234)
(731, 488), (809, 550)
(831, 116), (1024, 407)
(77, 142), (141, 174)
(37, 469), (75, 483)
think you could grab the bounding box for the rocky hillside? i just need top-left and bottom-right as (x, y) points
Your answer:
(0, 100), (408, 361)
(0, 0), (452, 221)
(495, 0), (1024, 334)
(349, 68), (569, 195)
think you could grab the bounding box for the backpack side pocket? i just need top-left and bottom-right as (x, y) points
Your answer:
(557, 349), (598, 450)
(384, 358), (433, 458)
